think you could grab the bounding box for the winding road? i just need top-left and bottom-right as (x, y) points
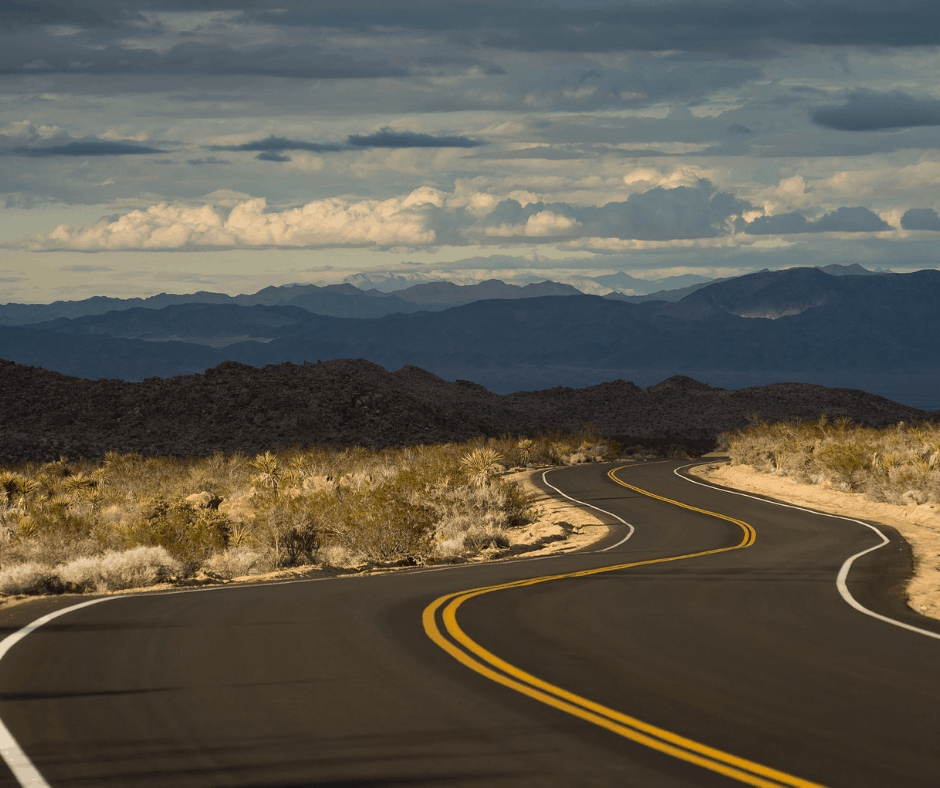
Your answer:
(1, 460), (939, 786)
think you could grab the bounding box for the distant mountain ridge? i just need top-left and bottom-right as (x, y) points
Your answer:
(0, 278), (583, 326)
(2, 263), (934, 408)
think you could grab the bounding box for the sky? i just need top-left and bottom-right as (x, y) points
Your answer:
(2, 0), (940, 303)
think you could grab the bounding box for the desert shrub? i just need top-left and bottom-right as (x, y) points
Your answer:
(253, 494), (325, 567)
(462, 523), (510, 553)
(726, 418), (940, 506)
(204, 547), (271, 579)
(332, 475), (436, 563)
(0, 428), (620, 587)
(128, 498), (230, 570)
(0, 562), (62, 595)
(58, 546), (182, 592)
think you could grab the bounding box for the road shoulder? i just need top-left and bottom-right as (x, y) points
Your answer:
(691, 461), (940, 622)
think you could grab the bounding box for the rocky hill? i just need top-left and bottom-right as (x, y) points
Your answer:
(0, 357), (928, 465)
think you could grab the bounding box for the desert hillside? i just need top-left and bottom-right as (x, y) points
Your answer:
(0, 357), (928, 464)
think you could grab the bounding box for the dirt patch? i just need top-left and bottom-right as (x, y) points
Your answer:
(691, 462), (940, 622)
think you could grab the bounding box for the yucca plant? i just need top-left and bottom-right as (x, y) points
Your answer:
(460, 447), (503, 488)
(249, 451), (281, 497)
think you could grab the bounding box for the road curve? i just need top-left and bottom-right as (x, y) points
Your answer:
(1, 460), (939, 786)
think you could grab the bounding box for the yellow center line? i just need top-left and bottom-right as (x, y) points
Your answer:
(422, 464), (823, 788)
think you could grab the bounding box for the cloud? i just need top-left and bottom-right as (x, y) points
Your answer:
(0, 2), (145, 30)
(347, 128), (485, 148)
(187, 156), (230, 166)
(12, 140), (167, 157)
(30, 190), (443, 251)
(0, 33), (409, 79)
(475, 180), (752, 242)
(20, 183), (902, 253)
(745, 206), (892, 235)
(209, 136), (343, 154)
(901, 208), (940, 230)
(60, 264), (114, 273)
(242, 2), (940, 53)
(811, 90), (940, 131)
(210, 130), (485, 156)
(23, 182), (748, 251)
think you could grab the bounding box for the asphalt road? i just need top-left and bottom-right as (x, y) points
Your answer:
(1, 460), (939, 786)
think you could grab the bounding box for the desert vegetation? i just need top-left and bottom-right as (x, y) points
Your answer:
(725, 416), (940, 507)
(0, 431), (619, 596)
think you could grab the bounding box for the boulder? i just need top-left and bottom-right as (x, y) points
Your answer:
(185, 491), (222, 510)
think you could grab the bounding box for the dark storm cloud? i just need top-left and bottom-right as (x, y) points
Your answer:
(745, 207), (891, 235)
(13, 140), (166, 157)
(0, 35), (407, 79)
(240, 1), (940, 53)
(901, 208), (940, 230)
(6, 1), (940, 84)
(812, 91), (940, 131)
(346, 129), (484, 148)
(0, 1), (145, 29)
(255, 151), (291, 162)
(209, 136), (343, 154)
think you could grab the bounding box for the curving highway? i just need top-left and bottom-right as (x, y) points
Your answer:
(1, 460), (939, 786)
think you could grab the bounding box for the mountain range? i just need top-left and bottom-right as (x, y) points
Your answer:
(2, 263), (937, 409)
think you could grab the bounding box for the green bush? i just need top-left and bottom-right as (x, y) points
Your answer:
(129, 498), (230, 571)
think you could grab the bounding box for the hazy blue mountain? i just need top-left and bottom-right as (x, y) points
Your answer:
(389, 279), (582, 304)
(4, 265), (937, 407)
(1, 278), (584, 325)
(590, 271), (714, 294)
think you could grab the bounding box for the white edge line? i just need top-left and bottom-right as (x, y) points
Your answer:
(0, 464), (637, 786)
(676, 462), (940, 642)
(0, 596), (118, 787)
(541, 468), (635, 552)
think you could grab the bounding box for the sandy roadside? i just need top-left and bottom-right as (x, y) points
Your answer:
(691, 461), (940, 622)
(498, 467), (610, 557)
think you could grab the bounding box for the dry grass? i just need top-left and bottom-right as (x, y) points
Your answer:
(724, 417), (940, 506)
(0, 431), (620, 595)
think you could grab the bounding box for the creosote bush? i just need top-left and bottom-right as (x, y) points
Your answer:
(0, 428), (619, 594)
(724, 417), (940, 506)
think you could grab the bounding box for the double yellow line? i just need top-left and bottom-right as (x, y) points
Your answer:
(422, 465), (821, 787)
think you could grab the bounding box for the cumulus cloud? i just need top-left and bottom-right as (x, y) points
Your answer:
(473, 180), (751, 242)
(745, 206), (892, 235)
(811, 90), (940, 131)
(901, 208), (940, 230)
(30, 190), (443, 251)
(26, 181), (756, 251)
